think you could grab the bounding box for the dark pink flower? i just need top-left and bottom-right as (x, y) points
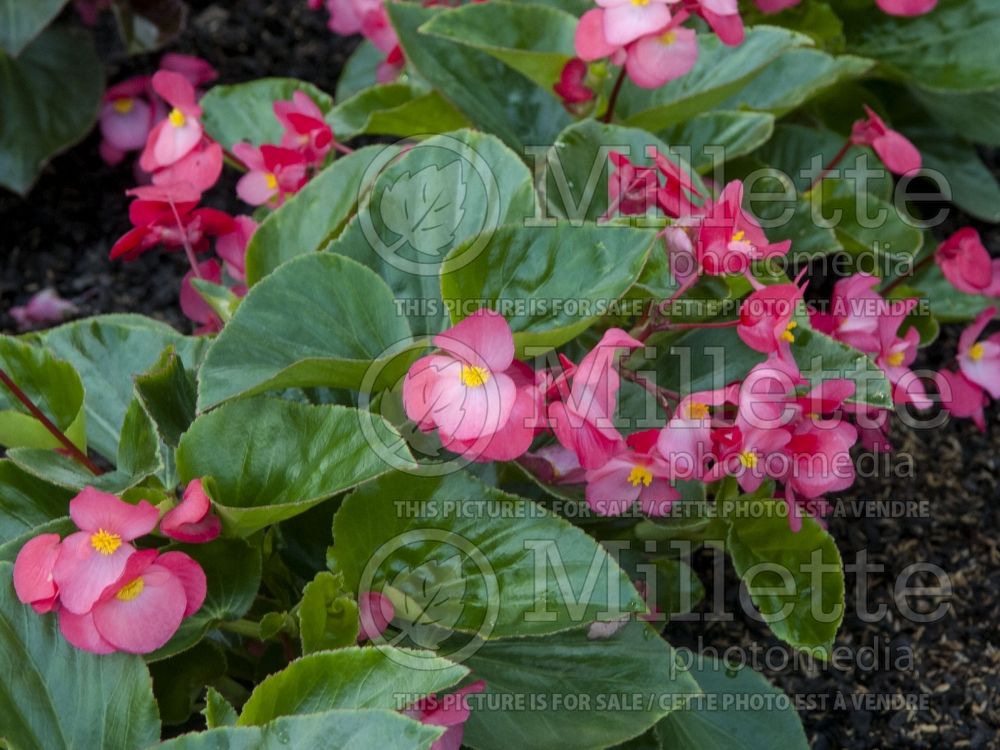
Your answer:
(957, 307), (1000, 398)
(160, 53), (219, 88)
(685, 0), (744, 46)
(755, 0), (801, 12)
(180, 259), (224, 334)
(850, 105), (921, 175)
(9, 288), (77, 331)
(275, 92), (334, 165)
(216, 215), (258, 281)
(709, 422), (790, 493)
(405, 681), (487, 750)
(595, 0), (674, 48)
(233, 144), (309, 206)
(652, 148), (702, 217)
(875, 0), (936, 16)
(585, 429), (679, 516)
(554, 58), (595, 105)
(358, 591), (395, 641)
(694, 181), (791, 275)
(151, 141), (224, 193)
(100, 76), (155, 157)
(139, 72), (204, 173)
(160, 478), (222, 543)
(809, 273), (882, 353)
(656, 384), (737, 480)
(737, 280), (804, 358)
(110, 189), (235, 262)
(51, 488), (160, 615)
(606, 151), (659, 217)
(935, 369), (988, 432)
(13, 534), (62, 614)
(936, 228), (993, 295)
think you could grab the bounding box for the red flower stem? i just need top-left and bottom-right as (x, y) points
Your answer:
(881, 254), (934, 297)
(807, 140), (852, 192)
(603, 67), (627, 125)
(620, 367), (679, 411)
(332, 140), (355, 156)
(168, 199), (204, 280)
(0, 368), (102, 475)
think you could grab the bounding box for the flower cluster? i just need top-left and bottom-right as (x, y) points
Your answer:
(12, 483), (221, 654)
(309, 0), (404, 83)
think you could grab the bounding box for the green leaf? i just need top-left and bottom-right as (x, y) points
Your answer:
(846, 0), (1000, 92)
(0, 335), (86, 451)
(656, 112), (775, 175)
(0, 0), (67, 55)
(909, 86), (1000, 147)
(237, 646), (468, 725)
(907, 129), (1000, 223)
(150, 642), (227, 725)
(0, 517), (74, 563)
(327, 129), (536, 337)
(0, 562), (161, 750)
(134, 346), (197, 449)
(0, 26), (102, 196)
(0, 460), (72, 545)
(245, 145), (402, 286)
(617, 27), (811, 130)
(336, 40), (384, 100)
(330, 471), (645, 639)
(298, 571), (359, 654)
(440, 222), (657, 352)
(327, 83), (471, 141)
(906, 263), (996, 322)
(421, 0), (577, 91)
(200, 78), (334, 148)
(198, 254), (414, 411)
(461, 621), (701, 750)
(202, 686), (239, 729)
(176, 397), (412, 537)
(654, 650), (808, 749)
(790, 325), (892, 409)
(723, 498), (844, 656)
(387, 2), (571, 149)
(35, 315), (208, 461)
(112, 0), (187, 54)
(160, 709), (444, 750)
(147, 539), (262, 661)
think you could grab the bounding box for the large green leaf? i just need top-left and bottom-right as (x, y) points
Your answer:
(0, 562), (161, 750)
(617, 27), (811, 130)
(654, 651), (808, 749)
(0, 25), (103, 195)
(906, 263), (997, 322)
(0, 460), (72, 546)
(656, 112), (775, 175)
(330, 471), (645, 639)
(462, 621), (701, 750)
(724, 498), (844, 656)
(790, 325), (892, 409)
(159, 709), (444, 750)
(198, 254), (414, 411)
(147, 540), (262, 661)
(176, 397), (412, 536)
(134, 346), (197, 449)
(907, 128), (1000, 223)
(0, 0), (67, 55)
(237, 646), (467, 725)
(327, 83), (471, 141)
(327, 129), (536, 337)
(421, 0), (577, 91)
(200, 78), (334, 148)
(336, 40), (384, 100)
(910, 86), (1000, 147)
(846, 0), (1000, 92)
(440, 222), (657, 352)
(0, 335), (86, 451)
(35, 315), (208, 461)
(387, 2), (571, 149)
(245, 145), (403, 286)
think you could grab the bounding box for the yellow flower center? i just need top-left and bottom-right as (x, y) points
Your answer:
(168, 108), (186, 128)
(631, 0), (650, 6)
(90, 529), (122, 556)
(731, 230), (746, 243)
(460, 365), (490, 388)
(112, 98), (134, 114)
(886, 351), (905, 367)
(627, 465), (653, 487)
(685, 401), (710, 419)
(738, 450), (758, 470)
(116, 577), (145, 602)
(969, 342), (985, 361)
(780, 320), (798, 343)
(265, 172), (278, 190)
(660, 30), (677, 45)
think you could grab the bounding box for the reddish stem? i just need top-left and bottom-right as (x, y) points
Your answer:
(620, 367), (679, 412)
(603, 67), (627, 125)
(332, 140), (355, 156)
(168, 199), (204, 280)
(881, 254), (934, 297)
(0, 368), (102, 475)
(808, 140), (852, 192)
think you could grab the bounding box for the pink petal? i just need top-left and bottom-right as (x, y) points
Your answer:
(875, 0), (936, 16)
(52, 532), (135, 615)
(959, 306), (997, 354)
(93, 564), (187, 654)
(153, 141), (223, 193)
(575, 9), (620, 61)
(358, 591), (395, 641)
(156, 551), (208, 617)
(60, 609), (116, 654)
(151, 70), (199, 113)
(152, 120), (203, 168)
(442, 384), (540, 462)
(161, 479), (221, 544)
(160, 53), (218, 87)
(603, 3), (673, 47)
(585, 457), (641, 516)
(626, 27), (699, 88)
(13, 534), (61, 608)
(638, 479), (679, 516)
(434, 309), (515, 373)
(100, 97), (153, 152)
(428, 369), (517, 442)
(872, 131), (921, 175)
(236, 171), (278, 206)
(69, 487), (160, 539)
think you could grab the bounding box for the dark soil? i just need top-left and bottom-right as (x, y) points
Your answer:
(2, 3), (999, 749)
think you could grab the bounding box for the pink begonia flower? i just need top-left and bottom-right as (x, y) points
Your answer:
(575, 8), (621, 61)
(152, 140), (224, 193)
(180, 259), (225, 334)
(782, 418), (858, 531)
(737, 280), (804, 358)
(985, 260), (1000, 297)
(405, 681), (487, 750)
(875, 0), (936, 16)
(694, 181), (791, 276)
(51, 487), (160, 615)
(936, 228), (993, 295)
(216, 215), (258, 281)
(100, 76), (155, 157)
(357, 591), (396, 641)
(59, 549), (206, 654)
(685, 0), (744, 46)
(708, 422), (791, 493)
(139, 71), (204, 173)
(607, 151), (659, 217)
(625, 24), (698, 89)
(233, 143), (309, 207)
(850, 105), (921, 176)
(809, 272), (882, 353)
(554, 58), (595, 105)
(275, 92), (334, 165)
(160, 478), (222, 543)
(872, 297), (931, 408)
(547, 329), (643, 469)
(74, 0), (110, 25)
(957, 306), (1000, 398)
(9, 288), (78, 331)
(935, 369), (988, 432)
(13, 534), (62, 613)
(755, 0), (801, 12)
(656, 384), (737, 480)
(160, 53), (219, 88)
(736, 356), (803, 431)
(585, 429), (679, 516)
(403, 310), (519, 443)
(595, 0), (675, 48)
(376, 45), (406, 84)
(652, 149), (702, 217)
(359, 3), (399, 53)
